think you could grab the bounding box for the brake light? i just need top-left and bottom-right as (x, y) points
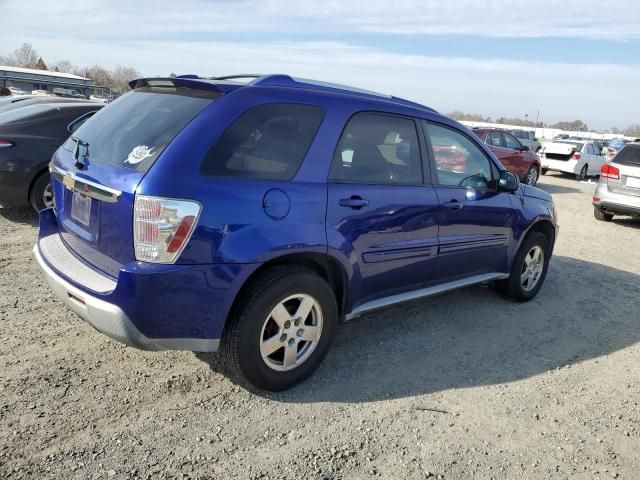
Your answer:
(133, 196), (201, 263)
(593, 197), (600, 203)
(572, 152), (581, 160)
(601, 164), (620, 180)
(0, 140), (14, 149)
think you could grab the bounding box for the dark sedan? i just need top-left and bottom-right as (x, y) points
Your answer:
(0, 102), (103, 211)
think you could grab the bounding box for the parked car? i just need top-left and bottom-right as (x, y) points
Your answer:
(606, 138), (630, 160)
(593, 142), (640, 221)
(473, 128), (542, 185)
(34, 75), (557, 391)
(31, 90), (50, 96)
(511, 129), (541, 152)
(0, 102), (103, 211)
(8, 86), (29, 96)
(540, 139), (607, 180)
(0, 96), (98, 114)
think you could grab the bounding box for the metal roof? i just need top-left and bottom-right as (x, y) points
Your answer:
(0, 65), (90, 81)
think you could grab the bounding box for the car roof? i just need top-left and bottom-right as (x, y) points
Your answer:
(129, 74), (438, 115)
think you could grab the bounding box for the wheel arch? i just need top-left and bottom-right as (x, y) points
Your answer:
(227, 252), (350, 326)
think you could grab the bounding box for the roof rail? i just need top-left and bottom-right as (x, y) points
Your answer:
(249, 74), (435, 112)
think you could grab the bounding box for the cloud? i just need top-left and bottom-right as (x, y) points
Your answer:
(2, 0), (640, 40)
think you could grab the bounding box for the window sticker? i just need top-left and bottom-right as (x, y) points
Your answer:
(125, 145), (155, 165)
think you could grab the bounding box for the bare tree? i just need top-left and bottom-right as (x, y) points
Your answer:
(110, 65), (141, 93)
(53, 60), (75, 73)
(83, 65), (113, 87)
(1, 43), (40, 68)
(35, 57), (48, 70)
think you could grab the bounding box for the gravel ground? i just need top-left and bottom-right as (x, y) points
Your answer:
(1, 173), (639, 480)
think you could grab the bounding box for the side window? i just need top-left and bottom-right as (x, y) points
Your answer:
(487, 131), (504, 148)
(329, 113), (422, 185)
(423, 122), (494, 189)
(528, 131), (536, 141)
(67, 111), (97, 134)
(200, 103), (324, 180)
(502, 133), (521, 149)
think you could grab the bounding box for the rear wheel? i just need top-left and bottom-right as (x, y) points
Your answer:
(594, 206), (613, 222)
(576, 164), (588, 181)
(497, 232), (550, 302)
(524, 166), (539, 186)
(220, 266), (337, 391)
(29, 172), (53, 212)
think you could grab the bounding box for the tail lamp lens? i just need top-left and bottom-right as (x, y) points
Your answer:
(601, 164), (620, 180)
(572, 152), (581, 160)
(133, 195), (201, 263)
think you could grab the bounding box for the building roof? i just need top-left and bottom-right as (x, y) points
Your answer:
(0, 65), (90, 81)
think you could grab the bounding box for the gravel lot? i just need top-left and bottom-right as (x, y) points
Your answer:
(1, 173), (639, 479)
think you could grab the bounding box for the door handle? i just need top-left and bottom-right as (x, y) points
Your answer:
(339, 196), (369, 209)
(443, 200), (463, 211)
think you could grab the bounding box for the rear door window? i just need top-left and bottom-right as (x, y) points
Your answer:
(200, 103), (324, 180)
(502, 133), (521, 149)
(487, 131), (504, 148)
(66, 86), (220, 172)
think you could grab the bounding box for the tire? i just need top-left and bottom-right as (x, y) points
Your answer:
(220, 266), (338, 391)
(29, 172), (53, 212)
(497, 232), (550, 302)
(541, 168), (548, 176)
(594, 206), (613, 222)
(576, 164), (588, 181)
(524, 166), (539, 186)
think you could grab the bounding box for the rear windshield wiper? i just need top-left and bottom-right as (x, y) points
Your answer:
(71, 136), (90, 169)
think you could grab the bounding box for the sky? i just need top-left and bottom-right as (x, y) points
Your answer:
(1, 0), (639, 130)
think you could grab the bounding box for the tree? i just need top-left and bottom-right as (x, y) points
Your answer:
(82, 65), (113, 87)
(169, 72), (177, 78)
(110, 65), (141, 93)
(550, 120), (588, 132)
(53, 60), (74, 73)
(623, 124), (640, 138)
(0, 43), (39, 68)
(34, 57), (48, 70)
(447, 111), (493, 123)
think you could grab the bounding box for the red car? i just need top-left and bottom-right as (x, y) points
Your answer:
(472, 128), (541, 185)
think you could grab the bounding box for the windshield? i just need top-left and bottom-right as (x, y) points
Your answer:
(64, 86), (220, 172)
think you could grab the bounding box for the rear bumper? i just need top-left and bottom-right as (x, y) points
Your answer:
(34, 244), (217, 351)
(593, 183), (640, 216)
(35, 208), (258, 351)
(540, 158), (581, 175)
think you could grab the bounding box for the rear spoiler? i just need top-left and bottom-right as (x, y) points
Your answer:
(128, 77), (241, 94)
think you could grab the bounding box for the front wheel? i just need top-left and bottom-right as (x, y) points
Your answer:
(29, 172), (54, 212)
(524, 166), (539, 186)
(497, 232), (551, 302)
(220, 266), (337, 391)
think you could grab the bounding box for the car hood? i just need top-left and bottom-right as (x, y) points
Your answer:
(521, 184), (552, 203)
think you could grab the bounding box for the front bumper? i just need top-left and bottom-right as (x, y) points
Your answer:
(0, 171), (30, 207)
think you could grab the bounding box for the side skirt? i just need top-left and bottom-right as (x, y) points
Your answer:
(345, 272), (509, 321)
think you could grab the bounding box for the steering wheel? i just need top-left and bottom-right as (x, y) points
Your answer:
(458, 172), (488, 188)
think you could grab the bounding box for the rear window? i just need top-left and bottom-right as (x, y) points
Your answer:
(65, 86), (220, 172)
(613, 144), (640, 166)
(200, 103), (325, 180)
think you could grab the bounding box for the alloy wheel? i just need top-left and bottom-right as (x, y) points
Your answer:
(42, 183), (54, 209)
(520, 246), (544, 292)
(526, 167), (538, 186)
(259, 294), (323, 371)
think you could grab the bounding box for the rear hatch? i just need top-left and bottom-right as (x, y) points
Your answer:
(541, 141), (582, 161)
(607, 144), (640, 198)
(49, 80), (223, 278)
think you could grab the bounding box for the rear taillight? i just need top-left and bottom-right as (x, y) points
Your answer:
(0, 140), (14, 149)
(601, 164), (620, 180)
(134, 195), (201, 263)
(572, 152), (581, 160)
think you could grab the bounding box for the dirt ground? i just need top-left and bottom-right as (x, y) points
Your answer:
(1, 173), (639, 480)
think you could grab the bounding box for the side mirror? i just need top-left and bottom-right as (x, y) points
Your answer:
(498, 170), (519, 192)
(519, 145), (530, 152)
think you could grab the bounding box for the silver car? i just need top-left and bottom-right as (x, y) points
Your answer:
(593, 142), (640, 221)
(511, 129), (542, 153)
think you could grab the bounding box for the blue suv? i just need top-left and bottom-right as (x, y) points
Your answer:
(35, 75), (558, 390)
